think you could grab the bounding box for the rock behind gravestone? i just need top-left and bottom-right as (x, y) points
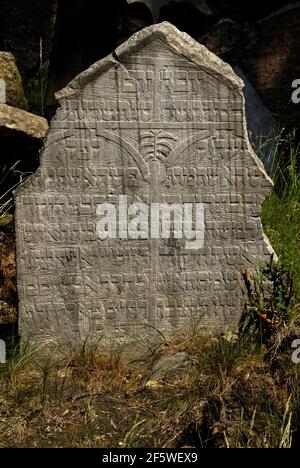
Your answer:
(234, 66), (279, 177)
(0, 104), (48, 140)
(0, 52), (28, 110)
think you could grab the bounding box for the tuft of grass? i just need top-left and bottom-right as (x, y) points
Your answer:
(0, 326), (299, 448)
(121, 419), (146, 448)
(0, 162), (31, 217)
(0, 343), (37, 387)
(194, 334), (258, 381)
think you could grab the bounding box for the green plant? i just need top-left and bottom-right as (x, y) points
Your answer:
(279, 396), (293, 449)
(121, 418), (146, 448)
(0, 343), (37, 386)
(35, 352), (59, 406)
(240, 258), (296, 344)
(226, 398), (293, 448)
(262, 130), (300, 301)
(195, 334), (256, 381)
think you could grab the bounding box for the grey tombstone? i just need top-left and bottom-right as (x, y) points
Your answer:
(15, 22), (275, 347)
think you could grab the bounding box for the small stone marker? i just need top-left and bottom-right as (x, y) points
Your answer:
(0, 79), (6, 104)
(15, 22), (275, 346)
(0, 340), (6, 364)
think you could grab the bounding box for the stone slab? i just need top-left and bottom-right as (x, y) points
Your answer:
(15, 22), (275, 347)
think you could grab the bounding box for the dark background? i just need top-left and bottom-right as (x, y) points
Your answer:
(0, 0), (299, 128)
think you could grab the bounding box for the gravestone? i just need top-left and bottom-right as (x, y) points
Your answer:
(15, 22), (275, 346)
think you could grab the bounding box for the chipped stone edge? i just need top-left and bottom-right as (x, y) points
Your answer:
(239, 90), (276, 260)
(55, 21), (243, 102)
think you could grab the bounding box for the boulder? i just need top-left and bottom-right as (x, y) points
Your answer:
(0, 103), (48, 140)
(0, 52), (28, 110)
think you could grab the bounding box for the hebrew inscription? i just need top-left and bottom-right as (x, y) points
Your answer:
(15, 23), (274, 345)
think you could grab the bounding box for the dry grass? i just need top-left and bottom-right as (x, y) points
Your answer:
(0, 326), (299, 448)
(0, 130), (299, 448)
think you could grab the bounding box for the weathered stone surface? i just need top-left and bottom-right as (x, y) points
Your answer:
(0, 52), (28, 110)
(147, 351), (190, 382)
(15, 22), (274, 346)
(0, 104), (48, 140)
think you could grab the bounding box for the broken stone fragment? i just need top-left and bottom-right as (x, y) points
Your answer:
(146, 352), (190, 383)
(0, 103), (48, 140)
(0, 52), (28, 110)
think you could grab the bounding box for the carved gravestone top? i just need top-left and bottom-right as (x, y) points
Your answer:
(15, 22), (274, 346)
